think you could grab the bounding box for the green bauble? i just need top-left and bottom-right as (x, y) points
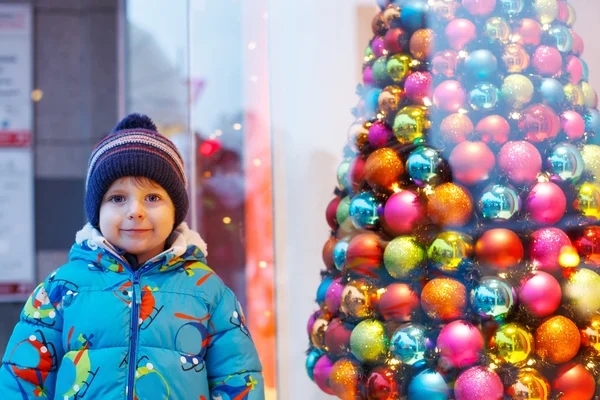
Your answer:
(350, 319), (388, 363)
(384, 236), (426, 279)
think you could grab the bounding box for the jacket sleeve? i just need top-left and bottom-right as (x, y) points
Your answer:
(205, 286), (264, 400)
(0, 272), (65, 399)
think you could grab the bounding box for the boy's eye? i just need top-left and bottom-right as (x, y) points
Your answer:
(109, 195), (126, 203)
(146, 194), (161, 202)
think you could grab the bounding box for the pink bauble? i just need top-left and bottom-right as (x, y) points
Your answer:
(526, 181), (566, 225)
(313, 355), (335, 395)
(432, 50), (459, 78)
(433, 80), (467, 112)
(449, 141), (495, 186)
(530, 227), (572, 272)
(476, 115), (510, 144)
(454, 367), (504, 400)
(462, 0), (496, 16)
(519, 271), (562, 317)
(561, 110), (586, 141)
(325, 278), (344, 314)
(383, 190), (425, 235)
(514, 19), (542, 46)
(437, 320), (484, 369)
(368, 121), (392, 148)
(558, 1), (569, 23)
(325, 318), (353, 357)
(326, 197), (342, 230)
(571, 30), (584, 56)
(566, 56), (583, 84)
(372, 36), (386, 58)
(498, 141), (542, 184)
(532, 46), (563, 76)
(405, 72), (433, 105)
(378, 282), (420, 322)
(445, 19), (477, 50)
(519, 104), (560, 142)
(363, 66), (375, 86)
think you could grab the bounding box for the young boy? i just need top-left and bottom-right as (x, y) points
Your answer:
(0, 114), (264, 399)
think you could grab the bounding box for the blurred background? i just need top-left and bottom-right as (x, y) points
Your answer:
(0, 0), (599, 399)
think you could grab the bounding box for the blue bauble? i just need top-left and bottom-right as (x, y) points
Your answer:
(465, 50), (498, 81)
(316, 277), (333, 307)
(469, 82), (500, 111)
(547, 142), (584, 182)
(365, 88), (383, 114)
(406, 146), (443, 187)
(470, 276), (516, 320)
(586, 109), (600, 135)
(408, 369), (450, 400)
(478, 184), (520, 221)
(349, 191), (380, 229)
(548, 25), (573, 53)
(333, 236), (351, 270)
(389, 323), (427, 367)
(306, 348), (324, 381)
(499, 0), (525, 16)
(540, 78), (566, 106)
(582, 59), (589, 81)
(400, 0), (429, 32)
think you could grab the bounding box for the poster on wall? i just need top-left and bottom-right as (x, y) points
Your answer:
(0, 4), (35, 300)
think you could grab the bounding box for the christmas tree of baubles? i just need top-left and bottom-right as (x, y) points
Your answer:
(306, 0), (600, 399)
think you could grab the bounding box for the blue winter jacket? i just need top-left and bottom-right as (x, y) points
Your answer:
(0, 223), (264, 399)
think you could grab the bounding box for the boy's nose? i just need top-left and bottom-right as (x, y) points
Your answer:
(127, 201), (145, 220)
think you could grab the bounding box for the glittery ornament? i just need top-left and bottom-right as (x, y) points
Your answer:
(535, 315), (581, 364)
(409, 29), (435, 61)
(490, 323), (534, 366)
(501, 74), (534, 109)
(364, 148), (404, 192)
(383, 236), (426, 279)
(534, 0), (559, 24)
(581, 82), (597, 108)
(454, 367), (504, 400)
(421, 278), (467, 320)
(428, 231), (474, 274)
(329, 358), (366, 400)
(439, 113), (474, 145)
(565, 268), (600, 315)
(498, 141), (542, 185)
(428, 183), (473, 227)
(350, 319), (389, 363)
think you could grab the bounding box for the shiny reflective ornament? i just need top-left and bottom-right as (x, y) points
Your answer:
(378, 85), (404, 117)
(586, 109), (600, 135)
(367, 366), (400, 400)
(478, 184), (520, 221)
(469, 82), (500, 111)
(530, 227), (571, 272)
(306, 348), (324, 381)
(501, 74), (534, 109)
(535, 315), (581, 364)
(581, 82), (598, 108)
(340, 279), (377, 320)
(369, 121), (392, 149)
(581, 145), (600, 179)
(389, 323), (427, 366)
(349, 192), (380, 230)
(350, 319), (389, 363)
(499, 0), (525, 16)
(470, 276), (516, 320)
(547, 143), (583, 182)
(563, 83), (584, 106)
(518, 103), (560, 142)
(393, 105), (430, 144)
(311, 317), (330, 351)
(490, 323), (534, 366)
(317, 276), (333, 309)
(372, 36), (386, 58)
(507, 368), (550, 399)
(405, 71), (433, 105)
(428, 231), (473, 274)
(408, 369), (450, 400)
(400, 0), (430, 32)
(432, 50), (459, 78)
(387, 54), (412, 83)
(484, 17), (511, 43)
(337, 159), (352, 191)
(323, 236), (337, 271)
(502, 44), (530, 73)
(346, 232), (385, 275)
(534, 0), (559, 24)
(428, 183), (473, 227)
(465, 49), (498, 81)
(347, 119), (370, 152)
(421, 278), (467, 320)
(539, 78), (565, 106)
(565, 268), (600, 315)
(329, 358), (366, 400)
(431, 0), (460, 21)
(406, 146), (443, 187)
(580, 314), (600, 352)
(364, 148), (404, 192)
(313, 355), (335, 395)
(383, 236), (426, 279)
(548, 25), (573, 53)
(333, 237), (351, 271)
(336, 196), (351, 226)
(383, 190), (425, 236)
(574, 183), (600, 219)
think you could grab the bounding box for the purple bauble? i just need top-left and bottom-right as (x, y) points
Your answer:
(405, 71), (433, 105)
(368, 121), (392, 148)
(325, 278), (344, 314)
(363, 66), (375, 87)
(437, 320), (483, 369)
(454, 366), (503, 400)
(313, 355), (335, 395)
(372, 36), (386, 58)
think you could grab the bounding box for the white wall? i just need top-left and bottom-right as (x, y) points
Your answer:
(271, 1), (600, 399)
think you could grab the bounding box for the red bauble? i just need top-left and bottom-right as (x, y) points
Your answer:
(377, 283), (419, 322)
(346, 233), (386, 276)
(573, 226), (600, 265)
(323, 236), (337, 271)
(449, 141), (495, 186)
(326, 196), (342, 230)
(350, 156), (366, 192)
(367, 366), (400, 400)
(384, 28), (408, 54)
(475, 115), (510, 144)
(325, 318), (353, 357)
(552, 363), (596, 400)
(475, 229), (524, 269)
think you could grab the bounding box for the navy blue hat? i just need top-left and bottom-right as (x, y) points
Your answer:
(85, 113), (189, 228)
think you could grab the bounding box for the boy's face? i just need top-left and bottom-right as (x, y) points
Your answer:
(99, 176), (175, 265)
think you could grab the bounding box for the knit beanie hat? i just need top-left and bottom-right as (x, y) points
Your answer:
(85, 113), (189, 228)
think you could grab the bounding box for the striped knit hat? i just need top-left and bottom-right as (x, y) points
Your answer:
(85, 113), (188, 228)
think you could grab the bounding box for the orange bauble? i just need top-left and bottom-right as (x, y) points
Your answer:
(410, 29), (435, 61)
(428, 183), (473, 227)
(552, 362), (596, 400)
(364, 148), (404, 192)
(329, 358), (366, 400)
(421, 278), (467, 320)
(475, 229), (524, 269)
(535, 316), (581, 364)
(322, 236), (337, 271)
